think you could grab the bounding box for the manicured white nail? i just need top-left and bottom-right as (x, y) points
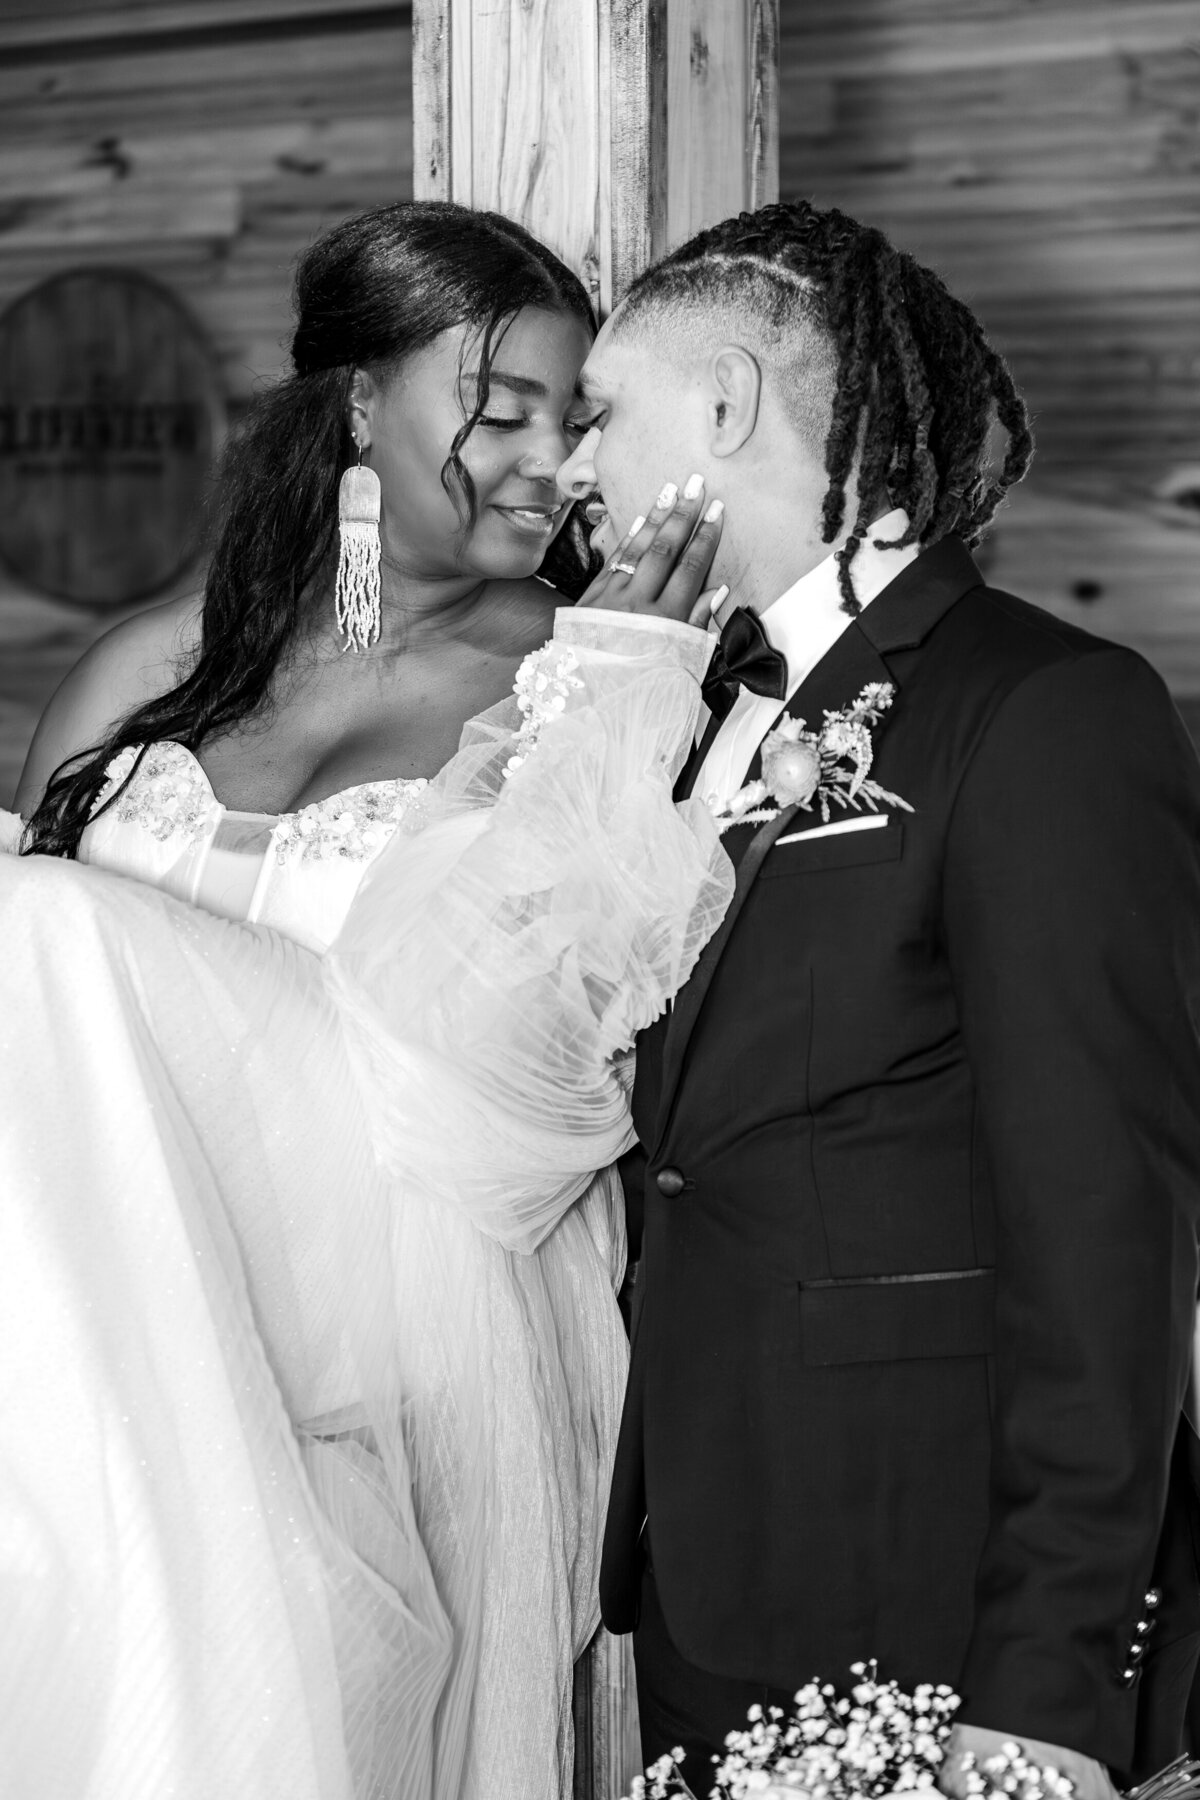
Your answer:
(655, 482), (678, 509)
(708, 584), (730, 613)
(683, 472), (705, 500)
(627, 515), (646, 536)
(703, 499), (724, 523)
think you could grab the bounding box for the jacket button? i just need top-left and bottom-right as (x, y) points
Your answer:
(1145, 1587), (1163, 1610)
(655, 1167), (686, 1198)
(1119, 1667), (1139, 1688)
(1127, 1640), (1147, 1665)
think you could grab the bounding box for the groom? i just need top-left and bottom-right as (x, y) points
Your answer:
(556, 201), (1200, 1796)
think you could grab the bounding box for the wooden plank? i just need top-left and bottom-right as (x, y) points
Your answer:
(748, 0), (781, 210)
(411, 0), (679, 314)
(0, 118), (409, 202)
(455, 0), (603, 305)
(778, 1), (1197, 72)
(777, 0), (1200, 703)
(985, 484), (1200, 692)
(602, 0), (668, 309)
(0, 27), (410, 120)
(412, 0), (776, 312)
(411, 0), (451, 198)
(782, 136), (1200, 194)
(0, 185), (241, 249)
(667, 0), (747, 248)
(782, 0), (1198, 24)
(0, 0), (405, 50)
(666, 0), (779, 249)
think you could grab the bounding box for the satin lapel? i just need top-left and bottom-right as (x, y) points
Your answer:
(674, 709), (722, 802)
(778, 609), (897, 737)
(653, 619), (895, 1147)
(651, 803), (801, 1152)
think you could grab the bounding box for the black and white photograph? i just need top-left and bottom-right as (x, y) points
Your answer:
(2, 4), (1200, 1799)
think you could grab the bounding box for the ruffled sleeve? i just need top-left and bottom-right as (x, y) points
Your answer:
(325, 606), (731, 1253)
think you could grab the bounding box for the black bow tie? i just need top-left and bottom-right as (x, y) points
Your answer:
(701, 607), (789, 722)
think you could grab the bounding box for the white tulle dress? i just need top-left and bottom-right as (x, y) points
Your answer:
(0, 608), (730, 1800)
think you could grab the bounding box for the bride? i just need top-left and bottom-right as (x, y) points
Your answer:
(0, 201), (730, 1800)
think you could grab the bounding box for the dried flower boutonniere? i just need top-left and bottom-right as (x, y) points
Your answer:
(706, 682), (913, 834)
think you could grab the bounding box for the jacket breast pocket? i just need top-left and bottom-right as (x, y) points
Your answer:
(799, 1269), (995, 1366)
(759, 821), (905, 879)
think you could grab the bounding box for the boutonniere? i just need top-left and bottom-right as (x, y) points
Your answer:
(706, 682), (913, 834)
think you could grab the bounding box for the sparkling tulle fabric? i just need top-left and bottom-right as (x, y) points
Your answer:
(0, 610), (730, 1800)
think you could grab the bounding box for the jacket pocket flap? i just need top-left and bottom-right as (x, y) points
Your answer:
(760, 822), (905, 878)
(799, 1268), (995, 1366)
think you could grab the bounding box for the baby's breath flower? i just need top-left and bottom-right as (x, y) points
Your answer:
(621, 1668), (1073, 1800)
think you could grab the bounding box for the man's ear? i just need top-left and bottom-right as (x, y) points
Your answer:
(346, 367), (376, 450)
(707, 346), (762, 458)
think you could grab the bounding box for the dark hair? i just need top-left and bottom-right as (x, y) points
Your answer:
(24, 200), (595, 858)
(619, 199), (1032, 612)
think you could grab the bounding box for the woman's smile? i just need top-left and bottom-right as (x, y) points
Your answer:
(490, 499), (567, 538)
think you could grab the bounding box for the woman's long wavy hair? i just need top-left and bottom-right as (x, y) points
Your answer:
(23, 201), (595, 858)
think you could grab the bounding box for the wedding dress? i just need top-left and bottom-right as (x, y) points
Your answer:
(0, 609), (730, 1800)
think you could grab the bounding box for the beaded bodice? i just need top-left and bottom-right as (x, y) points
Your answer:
(79, 741), (429, 954)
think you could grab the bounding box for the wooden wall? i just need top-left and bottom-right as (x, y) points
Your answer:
(1, 0), (1198, 800)
(0, 0), (411, 405)
(0, 0), (412, 798)
(778, 0), (1200, 705)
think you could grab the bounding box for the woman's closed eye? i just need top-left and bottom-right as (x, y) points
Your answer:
(477, 412), (602, 438)
(478, 412), (529, 431)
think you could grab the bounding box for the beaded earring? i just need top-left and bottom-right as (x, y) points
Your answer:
(334, 442), (382, 653)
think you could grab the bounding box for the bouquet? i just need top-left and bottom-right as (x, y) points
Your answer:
(624, 1664), (1200, 1800)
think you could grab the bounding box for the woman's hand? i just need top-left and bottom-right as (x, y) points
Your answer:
(576, 474), (727, 628)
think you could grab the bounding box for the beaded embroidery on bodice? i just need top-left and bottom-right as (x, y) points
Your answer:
(79, 741), (429, 953)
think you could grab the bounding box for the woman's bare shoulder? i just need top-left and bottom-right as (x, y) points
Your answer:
(14, 592), (203, 816)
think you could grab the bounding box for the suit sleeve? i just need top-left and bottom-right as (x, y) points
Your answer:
(942, 644), (1200, 1769)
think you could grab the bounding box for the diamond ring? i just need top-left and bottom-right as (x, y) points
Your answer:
(609, 559), (637, 576)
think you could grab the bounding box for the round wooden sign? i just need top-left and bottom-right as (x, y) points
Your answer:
(0, 269), (224, 605)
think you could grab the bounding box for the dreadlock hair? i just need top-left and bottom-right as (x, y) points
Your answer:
(24, 200), (594, 859)
(614, 199), (1033, 613)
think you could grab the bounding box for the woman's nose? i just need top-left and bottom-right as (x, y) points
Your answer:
(556, 426), (601, 501)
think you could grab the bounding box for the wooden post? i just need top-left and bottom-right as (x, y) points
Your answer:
(409, 9), (777, 1793)
(412, 0), (779, 315)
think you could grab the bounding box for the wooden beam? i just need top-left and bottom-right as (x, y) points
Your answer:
(0, 2), (408, 56)
(412, 0), (779, 314)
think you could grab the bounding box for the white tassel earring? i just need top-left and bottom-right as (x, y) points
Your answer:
(334, 442), (382, 653)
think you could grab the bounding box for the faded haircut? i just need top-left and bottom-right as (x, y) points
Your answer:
(609, 255), (839, 460)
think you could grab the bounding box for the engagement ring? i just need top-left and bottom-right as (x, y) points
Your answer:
(609, 559), (637, 576)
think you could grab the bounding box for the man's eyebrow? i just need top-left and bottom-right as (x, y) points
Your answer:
(464, 369), (547, 398)
(576, 371), (606, 397)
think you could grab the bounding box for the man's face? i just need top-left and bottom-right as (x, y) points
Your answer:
(556, 312), (710, 562)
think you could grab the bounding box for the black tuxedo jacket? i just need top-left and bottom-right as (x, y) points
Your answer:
(600, 538), (1200, 1777)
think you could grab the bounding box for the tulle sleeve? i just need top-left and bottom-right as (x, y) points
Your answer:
(325, 606), (732, 1254)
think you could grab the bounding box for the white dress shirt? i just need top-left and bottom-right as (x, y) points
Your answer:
(695, 509), (919, 811)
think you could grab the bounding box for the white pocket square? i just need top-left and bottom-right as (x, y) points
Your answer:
(774, 813), (890, 847)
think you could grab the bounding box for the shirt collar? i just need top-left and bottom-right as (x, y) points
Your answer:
(755, 509), (919, 691)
